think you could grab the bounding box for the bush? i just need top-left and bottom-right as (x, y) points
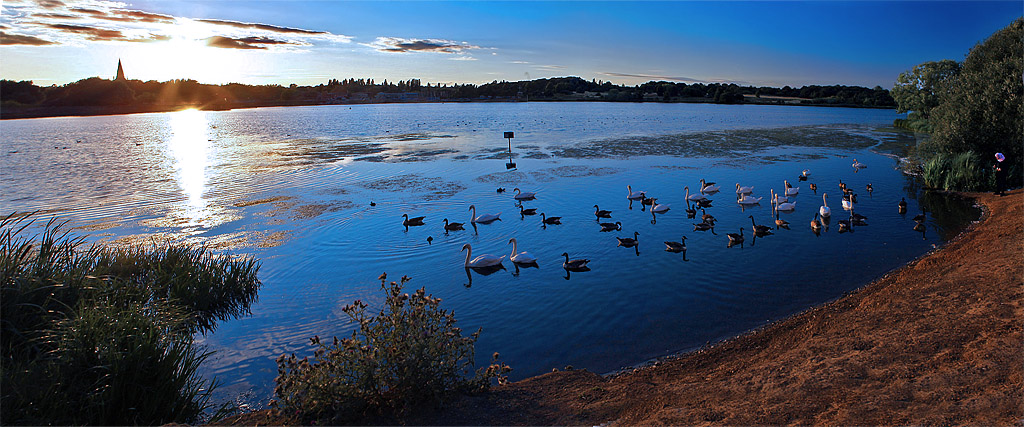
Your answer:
(0, 214), (262, 425)
(923, 151), (992, 191)
(273, 274), (511, 424)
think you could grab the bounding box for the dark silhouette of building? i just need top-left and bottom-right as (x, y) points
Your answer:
(114, 59), (126, 81)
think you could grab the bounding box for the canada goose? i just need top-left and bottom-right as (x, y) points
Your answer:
(866, 183), (873, 193)
(462, 243), (504, 268)
(685, 186), (706, 202)
(599, 221), (622, 232)
(616, 231), (640, 247)
(402, 214), (425, 226)
(811, 212), (822, 231)
(749, 215), (773, 236)
(626, 185), (646, 200)
(594, 205), (612, 218)
(443, 218), (465, 231)
(508, 238), (538, 264)
(651, 198), (670, 213)
(468, 205), (501, 223)
(727, 227), (745, 244)
(540, 213), (562, 225)
(852, 159), (867, 168)
(809, 183), (817, 194)
(851, 212), (868, 221)
(700, 179), (720, 193)
(701, 208), (716, 224)
(913, 213), (926, 223)
(640, 195), (655, 206)
(913, 222), (926, 232)
(837, 218), (851, 233)
(898, 197), (908, 213)
(819, 193), (831, 218)
(775, 215), (790, 230)
(839, 180), (847, 192)
(561, 252), (590, 271)
(685, 202), (697, 218)
(736, 183), (754, 195)
(851, 216), (868, 226)
(513, 187), (536, 200)
(693, 222), (717, 234)
(696, 199), (713, 208)
(664, 236), (687, 252)
(520, 205), (537, 216)
(798, 175), (808, 181)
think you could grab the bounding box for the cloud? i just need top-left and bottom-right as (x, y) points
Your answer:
(197, 18), (326, 35)
(449, 56), (477, 61)
(600, 72), (752, 86)
(204, 35), (303, 50)
(535, 64), (566, 70)
(39, 23), (167, 42)
(0, 31), (57, 45)
(36, 0), (66, 10)
(368, 37), (482, 54)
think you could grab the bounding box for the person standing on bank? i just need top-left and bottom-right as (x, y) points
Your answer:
(994, 152), (1007, 196)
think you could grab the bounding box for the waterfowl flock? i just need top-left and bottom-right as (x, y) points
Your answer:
(393, 156), (928, 277)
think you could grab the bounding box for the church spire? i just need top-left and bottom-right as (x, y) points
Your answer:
(114, 59), (126, 81)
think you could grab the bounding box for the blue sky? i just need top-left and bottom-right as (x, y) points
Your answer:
(1, 1), (1020, 88)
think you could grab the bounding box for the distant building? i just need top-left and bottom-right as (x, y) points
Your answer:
(114, 59), (126, 81)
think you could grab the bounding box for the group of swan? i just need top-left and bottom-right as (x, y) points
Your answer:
(462, 238), (538, 268)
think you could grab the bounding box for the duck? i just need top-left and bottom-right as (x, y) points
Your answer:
(866, 183), (873, 193)
(513, 187), (536, 200)
(802, 169), (811, 177)
(898, 197), (908, 213)
(664, 236), (687, 252)
(594, 205), (612, 218)
(507, 238), (537, 264)
(370, 201), (376, 206)
(684, 186), (706, 202)
(616, 231), (640, 247)
(626, 185), (646, 200)
(468, 205), (501, 223)
(810, 212), (822, 231)
(540, 213), (562, 225)
(496, 187), (506, 193)
(561, 252), (590, 271)
(809, 183), (818, 194)
(852, 159), (867, 169)
(784, 180), (799, 196)
(402, 214), (426, 226)
(771, 189), (790, 204)
(749, 215), (773, 236)
(462, 243), (504, 268)
(701, 208), (716, 224)
(727, 227), (745, 244)
(426, 236), (433, 244)
(599, 221), (622, 232)
(737, 194), (762, 205)
(443, 218), (465, 231)
(519, 205), (537, 216)
(700, 179), (720, 193)
(650, 198), (670, 213)
(736, 183), (754, 195)
(819, 193), (831, 218)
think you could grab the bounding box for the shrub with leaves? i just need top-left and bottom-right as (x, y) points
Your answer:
(274, 273), (511, 424)
(923, 151), (992, 191)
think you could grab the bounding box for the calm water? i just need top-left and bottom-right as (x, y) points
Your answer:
(0, 102), (979, 408)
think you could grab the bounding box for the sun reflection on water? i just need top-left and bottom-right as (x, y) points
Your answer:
(167, 109), (211, 229)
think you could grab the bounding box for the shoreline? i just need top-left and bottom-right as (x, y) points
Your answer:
(227, 188), (1022, 425)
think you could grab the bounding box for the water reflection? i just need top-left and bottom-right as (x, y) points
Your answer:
(167, 109), (211, 228)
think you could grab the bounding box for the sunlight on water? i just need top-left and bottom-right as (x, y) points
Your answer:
(167, 109), (211, 229)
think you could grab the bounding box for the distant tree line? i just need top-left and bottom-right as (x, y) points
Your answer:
(1, 74), (894, 119)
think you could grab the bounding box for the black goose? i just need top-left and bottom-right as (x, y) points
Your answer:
(701, 208), (716, 224)
(726, 227), (745, 244)
(616, 231), (639, 247)
(593, 205), (612, 218)
(541, 213), (562, 225)
(749, 215), (773, 236)
(664, 236), (687, 252)
(443, 218), (464, 231)
(693, 222), (715, 232)
(696, 198), (713, 208)
(898, 197), (908, 213)
(520, 205), (537, 216)
(561, 252), (590, 271)
(685, 202), (697, 218)
(912, 213), (926, 223)
(402, 214), (425, 226)
(599, 221), (622, 232)
(809, 182), (818, 194)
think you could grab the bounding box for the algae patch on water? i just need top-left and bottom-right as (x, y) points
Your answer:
(361, 174), (466, 200)
(531, 165), (624, 182)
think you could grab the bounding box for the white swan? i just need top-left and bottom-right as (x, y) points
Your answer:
(842, 196), (854, 211)
(684, 186), (706, 202)
(737, 195), (762, 205)
(700, 179), (720, 193)
(736, 183), (754, 195)
(852, 159), (867, 169)
(771, 189), (789, 204)
(508, 238), (537, 264)
(626, 185), (646, 200)
(468, 204), (501, 224)
(462, 243), (504, 268)
(775, 199), (797, 211)
(513, 187), (536, 200)
(651, 198), (670, 213)
(784, 180), (799, 196)
(819, 193), (831, 218)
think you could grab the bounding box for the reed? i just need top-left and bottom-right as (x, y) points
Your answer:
(0, 213), (261, 425)
(923, 151), (991, 191)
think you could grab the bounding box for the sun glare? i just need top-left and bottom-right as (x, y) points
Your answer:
(167, 108), (210, 227)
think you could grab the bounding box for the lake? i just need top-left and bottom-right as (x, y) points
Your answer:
(0, 102), (979, 409)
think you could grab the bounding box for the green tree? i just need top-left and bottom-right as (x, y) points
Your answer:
(891, 60), (961, 122)
(926, 18), (1023, 189)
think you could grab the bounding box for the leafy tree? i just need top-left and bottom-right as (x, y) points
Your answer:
(891, 60), (961, 122)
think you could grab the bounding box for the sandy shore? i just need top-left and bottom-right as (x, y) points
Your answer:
(228, 189), (1022, 425)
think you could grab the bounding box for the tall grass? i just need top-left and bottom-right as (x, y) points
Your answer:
(923, 151), (992, 191)
(0, 214), (261, 425)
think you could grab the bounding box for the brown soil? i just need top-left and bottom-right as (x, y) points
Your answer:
(225, 189), (1022, 426)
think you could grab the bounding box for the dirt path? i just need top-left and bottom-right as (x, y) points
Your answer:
(229, 190), (1022, 425)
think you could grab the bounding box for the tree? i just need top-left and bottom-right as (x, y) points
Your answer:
(891, 59), (961, 120)
(927, 18), (1023, 187)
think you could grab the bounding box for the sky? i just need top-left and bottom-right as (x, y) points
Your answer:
(0, 1), (1020, 89)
